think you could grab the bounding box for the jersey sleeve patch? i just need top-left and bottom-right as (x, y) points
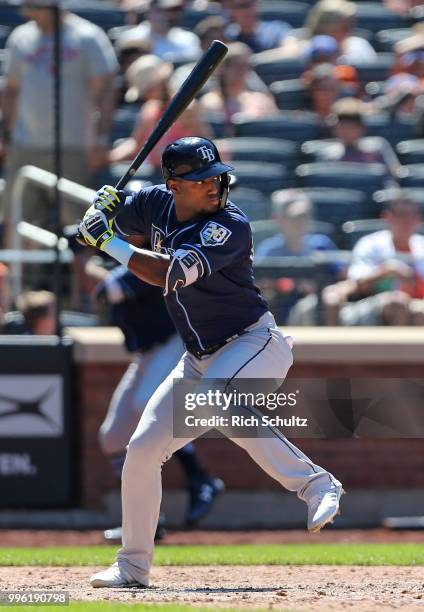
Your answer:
(200, 221), (232, 247)
(163, 248), (203, 296)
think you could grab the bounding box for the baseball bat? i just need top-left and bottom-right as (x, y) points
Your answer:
(115, 39), (228, 190)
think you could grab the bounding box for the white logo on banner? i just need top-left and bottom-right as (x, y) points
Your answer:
(197, 146), (215, 162)
(0, 453), (37, 476)
(0, 375), (63, 437)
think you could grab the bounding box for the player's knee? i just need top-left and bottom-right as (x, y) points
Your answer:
(127, 431), (166, 464)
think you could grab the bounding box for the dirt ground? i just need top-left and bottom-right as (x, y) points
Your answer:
(1, 565), (423, 611)
(1, 530), (423, 611)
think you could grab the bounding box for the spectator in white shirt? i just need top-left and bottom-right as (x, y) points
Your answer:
(325, 192), (424, 326)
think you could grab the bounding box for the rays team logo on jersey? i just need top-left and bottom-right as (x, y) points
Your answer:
(197, 146), (215, 162)
(152, 225), (175, 256)
(152, 226), (166, 253)
(200, 221), (232, 247)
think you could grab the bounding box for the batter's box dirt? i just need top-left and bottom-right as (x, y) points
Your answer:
(0, 566), (423, 611)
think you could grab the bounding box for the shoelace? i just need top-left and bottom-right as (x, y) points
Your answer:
(309, 488), (338, 510)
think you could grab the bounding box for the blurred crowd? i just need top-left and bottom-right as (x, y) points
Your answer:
(0, 0), (423, 330)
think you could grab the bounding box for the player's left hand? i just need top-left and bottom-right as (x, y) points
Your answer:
(78, 205), (114, 251)
(94, 185), (126, 220)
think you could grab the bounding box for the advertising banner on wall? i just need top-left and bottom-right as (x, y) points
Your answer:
(0, 337), (75, 507)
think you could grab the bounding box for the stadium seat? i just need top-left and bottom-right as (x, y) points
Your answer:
(374, 28), (412, 52)
(270, 79), (307, 111)
(231, 161), (291, 194)
(0, 3), (24, 28)
(258, 1), (309, 28)
(342, 217), (424, 249)
(234, 112), (320, 142)
(301, 139), (343, 162)
(0, 25), (10, 49)
(341, 219), (386, 249)
(396, 141), (424, 166)
(301, 137), (399, 169)
(251, 53), (305, 86)
(354, 3), (408, 33)
(400, 165), (424, 189)
(296, 162), (388, 200)
(229, 187), (271, 221)
(373, 187), (424, 214)
(365, 113), (418, 145)
(180, 6), (225, 30)
(251, 218), (336, 248)
(303, 186), (369, 228)
(215, 137), (299, 167)
(0, 49), (6, 76)
(111, 106), (139, 143)
(202, 111), (229, 139)
(109, 163), (160, 185)
(351, 53), (394, 84)
(69, 1), (126, 30)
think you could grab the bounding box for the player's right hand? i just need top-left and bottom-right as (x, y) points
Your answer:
(93, 185), (126, 219)
(78, 205), (114, 251)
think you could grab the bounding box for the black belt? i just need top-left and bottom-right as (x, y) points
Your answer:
(189, 330), (247, 359)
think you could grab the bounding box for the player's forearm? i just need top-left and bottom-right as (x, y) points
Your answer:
(128, 249), (170, 287)
(101, 236), (170, 287)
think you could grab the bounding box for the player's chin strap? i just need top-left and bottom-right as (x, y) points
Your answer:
(219, 173), (230, 209)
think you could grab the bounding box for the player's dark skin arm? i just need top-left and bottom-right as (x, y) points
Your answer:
(123, 234), (170, 287)
(127, 250), (170, 288)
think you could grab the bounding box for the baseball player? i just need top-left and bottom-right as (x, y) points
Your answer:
(78, 136), (343, 588)
(93, 263), (224, 537)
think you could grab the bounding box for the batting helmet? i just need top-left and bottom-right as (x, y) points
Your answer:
(162, 137), (234, 208)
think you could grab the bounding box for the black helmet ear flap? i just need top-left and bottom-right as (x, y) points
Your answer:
(219, 172), (230, 209)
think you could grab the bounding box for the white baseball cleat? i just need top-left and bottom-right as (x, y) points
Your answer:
(306, 483), (344, 533)
(90, 562), (148, 588)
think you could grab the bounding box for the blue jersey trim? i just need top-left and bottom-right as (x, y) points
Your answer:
(170, 224), (197, 249)
(175, 290), (205, 351)
(113, 217), (130, 237)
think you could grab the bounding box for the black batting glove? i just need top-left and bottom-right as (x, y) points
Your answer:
(93, 185), (127, 220)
